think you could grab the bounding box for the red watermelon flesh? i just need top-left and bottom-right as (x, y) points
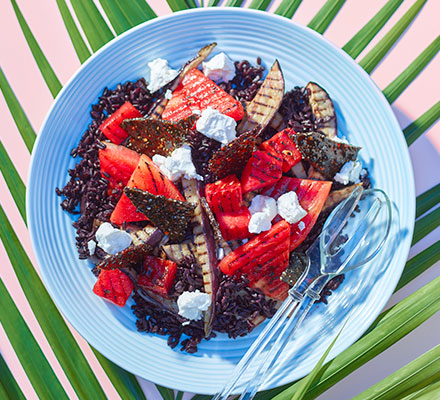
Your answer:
(216, 207), (252, 241)
(138, 255), (177, 298)
(218, 220), (290, 300)
(205, 174), (242, 214)
(261, 177), (332, 251)
(110, 154), (184, 225)
(92, 269), (134, 307)
(241, 150), (283, 194)
(99, 142), (140, 190)
(99, 102), (142, 144)
(260, 128), (302, 173)
(162, 68), (244, 122)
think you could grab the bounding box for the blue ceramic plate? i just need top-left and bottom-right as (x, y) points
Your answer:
(28, 8), (415, 394)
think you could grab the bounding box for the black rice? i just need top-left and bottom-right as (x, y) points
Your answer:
(56, 79), (155, 258)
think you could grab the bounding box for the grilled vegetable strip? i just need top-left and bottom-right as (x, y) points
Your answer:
(238, 60), (285, 134)
(306, 81), (337, 138)
(162, 240), (198, 265)
(127, 226), (164, 247)
(322, 183), (363, 213)
(149, 43), (217, 119)
(182, 178), (219, 337)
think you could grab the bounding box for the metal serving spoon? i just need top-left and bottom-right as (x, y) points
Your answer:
(214, 186), (392, 400)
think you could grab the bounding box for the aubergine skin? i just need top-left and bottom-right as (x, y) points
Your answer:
(182, 178), (219, 338)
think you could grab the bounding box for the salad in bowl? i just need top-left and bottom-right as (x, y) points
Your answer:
(56, 43), (370, 354)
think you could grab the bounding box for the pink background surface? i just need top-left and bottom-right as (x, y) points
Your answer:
(1, 1), (439, 399)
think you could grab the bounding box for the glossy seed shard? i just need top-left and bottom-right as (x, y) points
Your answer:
(124, 187), (196, 243)
(122, 115), (197, 157)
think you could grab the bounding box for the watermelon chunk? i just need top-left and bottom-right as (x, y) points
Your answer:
(92, 269), (134, 307)
(261, 177), (332, 251)
(99, 102), (142, 144)
(162, 68), (244, 122)
(218, 220), (290, 300)
(205, 174), (242, 214)
(138, 255), (177, 298)
(110, 154), (184, 225)
(241, 150), (283, 194)
(216, 207), (252, 241)
(99, 142), (140, 190)
(260, 128), (302, 173)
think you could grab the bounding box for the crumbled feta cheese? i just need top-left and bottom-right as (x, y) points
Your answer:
(196, 107), (237, 145)
(147, 58), (179, 93)
(95, 223), (132, 255)
(87, 240), (96, 255)
(152, 145), (203, 182)
(298, 221), (306, 231)
(177, 290), (211, 321)
(248, 195), (277, 234)
(217, 247), (225, 260)
(165, 89), (173, 99)
(202, 52), (236, 83)
(277, 191), (307, 224)
(334, 160), (363, 185)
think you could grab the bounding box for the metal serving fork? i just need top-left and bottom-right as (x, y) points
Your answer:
(214, 186), (392, 400)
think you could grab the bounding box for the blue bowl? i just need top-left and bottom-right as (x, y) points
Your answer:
(27, 8), (415, 394)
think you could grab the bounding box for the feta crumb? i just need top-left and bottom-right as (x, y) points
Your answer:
(217, 247), (225, 260)
(277, 191), (307, 224)
(95, 223), (132, 255)
(196, 107), (237, 145)
(248, 195), (277, 234)
(334, 160), (363, 185)
(177, 290), (211, 321)
(298, 221), (306, 231)
(87, 240), (96, 255)
(147, 58), (179, 93)
(165, 89), (173, 99)
(202, 52), (236, 83)
(152, 145), (203, 182)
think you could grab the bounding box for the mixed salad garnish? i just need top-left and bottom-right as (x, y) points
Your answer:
(57, 43), (370, 352)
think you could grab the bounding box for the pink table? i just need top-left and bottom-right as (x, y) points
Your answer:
(1, 1), (439, 399)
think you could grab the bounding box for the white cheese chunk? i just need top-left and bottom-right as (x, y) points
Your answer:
(152, 145), (203, 182)
(277, 191), (307, 224)
(196, 107), (237, 145)
(248, 195), (277, 234)
(87, 240), (96, 255)
(298, 221), (306, 231)
(202, 52), (236, 83)
(147, 58), (179, 93)
(334, 160), (362, 185)
(165, 89), (173, 99)
(95, 223), (132, 255)
(177, 290), (211, 321)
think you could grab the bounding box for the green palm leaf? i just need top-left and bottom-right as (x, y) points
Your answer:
(0, 354), (26, 400)
(256, 275), (440, 400)
(0, 205), (107, 400)
(0, 278), (68, 399)
(0, 141), (26, 223)
(248, 0), (272, 10)
(342, 0), (404, 59)
(208, 0), (220, 6)
(99, 0), (136, 35)
(359, 0), (428, 74)
(395, 240), (440, 292)
(0, 67), (36, 152)
(225, 0), (245, 7)
(10, 0), (62, 97)
(403, 101), (440, 146)
(401, 379), (440, 400)
(55, 0), (91, 63)
(117, 0), (157, 25)
(353, 345), (440, 400)
(274, 0), (302, 18)
(167, 0), (191, 12)
(383, 35), (440, 103)
(307, 0), (346, 34)
(156, 384), (175, 400)
(416, 183), (440, 219)
(186, 0), (198, 8)
(70, 0), (114, 52)
(412, 206), (440, 245)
